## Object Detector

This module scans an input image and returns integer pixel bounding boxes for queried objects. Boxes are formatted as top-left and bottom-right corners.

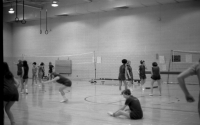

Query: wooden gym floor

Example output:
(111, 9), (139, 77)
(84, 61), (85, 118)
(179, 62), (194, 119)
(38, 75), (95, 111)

(4, 80), (199, 125)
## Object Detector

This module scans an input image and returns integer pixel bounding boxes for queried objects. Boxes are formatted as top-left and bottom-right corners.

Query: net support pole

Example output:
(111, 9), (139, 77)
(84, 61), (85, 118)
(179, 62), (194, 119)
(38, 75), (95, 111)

(166, 50), (173, 100)
(167, 50), (173, 84)
(94, 51), (96, 80)
(93, 51), (97, 96)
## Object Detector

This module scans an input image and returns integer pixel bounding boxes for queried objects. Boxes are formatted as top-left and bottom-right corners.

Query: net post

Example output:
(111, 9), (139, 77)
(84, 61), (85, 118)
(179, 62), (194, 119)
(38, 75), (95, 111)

(167, 50), (173, 84)
(93, 51), (96, 80)
(166, 50), (173, 100)
(93, 51), (97, 96)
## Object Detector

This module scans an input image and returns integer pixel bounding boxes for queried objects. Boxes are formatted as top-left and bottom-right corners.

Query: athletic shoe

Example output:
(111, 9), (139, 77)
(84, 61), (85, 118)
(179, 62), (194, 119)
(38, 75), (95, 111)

(107, 112), (114, 116)
(60, 99), (68, 103)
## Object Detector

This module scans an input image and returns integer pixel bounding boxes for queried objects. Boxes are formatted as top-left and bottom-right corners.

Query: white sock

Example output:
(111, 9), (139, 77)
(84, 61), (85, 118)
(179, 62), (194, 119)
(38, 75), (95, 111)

(108, 112), (113, 116)
(60, 100), (67, 103)
(62, 95), (67, 100)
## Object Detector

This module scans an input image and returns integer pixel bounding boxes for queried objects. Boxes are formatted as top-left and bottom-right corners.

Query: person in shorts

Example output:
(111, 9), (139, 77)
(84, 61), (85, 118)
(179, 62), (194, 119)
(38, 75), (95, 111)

(48, 62), (54, 80)
(42, 72), (72, 103)
(177, 59), (200, 118)
(149, 62), (162, 96)
(32, 62), (37, 85)
(108, 89), (143, 120)
(138, 60), (147, 90)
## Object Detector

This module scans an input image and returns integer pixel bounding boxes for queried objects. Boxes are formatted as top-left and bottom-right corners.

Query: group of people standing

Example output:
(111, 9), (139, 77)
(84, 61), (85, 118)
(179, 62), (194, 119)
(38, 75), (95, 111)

(15, 60), (54, 94)
(15, 60), (29, 94)
(32, 61), (55, 85)
(15, 60), (72, 103)
(4, 60), (72, 124)
(4, 58), (199, 124)
(112, 58), (199, 120)
(118, 59), (162, 96)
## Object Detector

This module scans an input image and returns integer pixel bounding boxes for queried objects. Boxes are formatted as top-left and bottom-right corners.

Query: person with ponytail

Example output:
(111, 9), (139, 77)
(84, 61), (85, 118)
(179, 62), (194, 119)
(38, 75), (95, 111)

(21, 60), (29, 94)
(118, 59), (128, 91)
(138, 60), (147, 90)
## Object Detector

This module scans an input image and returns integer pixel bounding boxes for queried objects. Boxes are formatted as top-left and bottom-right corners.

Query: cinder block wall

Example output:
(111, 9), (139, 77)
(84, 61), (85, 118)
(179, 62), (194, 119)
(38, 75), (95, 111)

(3, 2), (200, 83)
(3, 22), (14, 72)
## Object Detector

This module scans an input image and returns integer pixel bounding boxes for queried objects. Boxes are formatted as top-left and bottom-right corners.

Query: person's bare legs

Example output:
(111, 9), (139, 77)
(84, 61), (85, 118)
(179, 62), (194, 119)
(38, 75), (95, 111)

(141, 79), (146, 90)
(35, 75), (37, 85)
(59, 85), (68, 102)
(129, 81), (133, 91)
(4, 101), (15, 125)
(150, 80), (155, 96)
(127, 81), (130, 89)
(178, 67), (200, 118)
(140, 79), (144, 88)
(123, 80), (128, 90)
(17, 75), (22, 90)
(32, 75), (37, 85)
(20, 79), (24, 93)
(177, 69), (195, 102)
(24, 79), (28, 94)
(119, 80), (122, 91)
(112, 110), (130, 118)
(41, 82), (45, 92)
(49, 73), (52, 80)
(38, 75), (42, 86)
(32, 75), (34, 85)
(157, 80), (162, 96)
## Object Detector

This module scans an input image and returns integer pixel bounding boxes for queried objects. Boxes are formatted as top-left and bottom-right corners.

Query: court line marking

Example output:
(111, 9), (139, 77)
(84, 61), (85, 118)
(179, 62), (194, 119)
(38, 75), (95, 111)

(84, 94), (197, 113)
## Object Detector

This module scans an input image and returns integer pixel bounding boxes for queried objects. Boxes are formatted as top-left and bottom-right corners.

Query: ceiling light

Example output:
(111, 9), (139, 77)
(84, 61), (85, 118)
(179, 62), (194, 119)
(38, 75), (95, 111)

(52, 1), (58, 7)
(8, 8), (15, 14)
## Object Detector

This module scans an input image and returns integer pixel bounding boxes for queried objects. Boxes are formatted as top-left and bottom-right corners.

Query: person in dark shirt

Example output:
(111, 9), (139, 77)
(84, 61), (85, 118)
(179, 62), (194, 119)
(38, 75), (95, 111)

(15, 60), (23, 77)
(14, 60), (23, 91)
(138, 60), (147, 90)
(118, 59), (128, 91)
(108, 89), (143, 120)
(126, 60), (134, 91)
(22, 60), (29, 94)
(42, 72), (72, 103)
(32, 62), (37, 85)
(149, 62), (161, 96)
(48, 62), (54, 80)
(38, 62), (45, 86)
(4, 62), (19, 125)
(177, 59), (200, 118)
